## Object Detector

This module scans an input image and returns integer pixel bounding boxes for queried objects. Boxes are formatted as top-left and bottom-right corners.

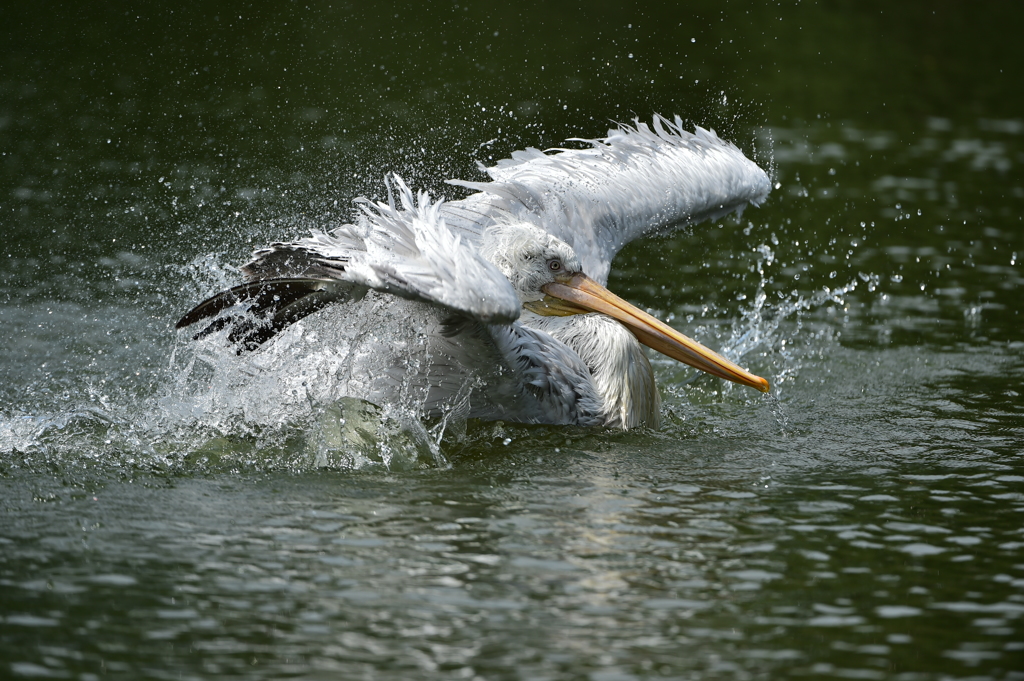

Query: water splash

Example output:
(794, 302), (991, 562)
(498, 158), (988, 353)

(699, 241), (881, 412)
(148, 291), (458, 470)
(0, 290), (455, 472)
(764, 391), (790, 436)
(1, 223), (882, 470)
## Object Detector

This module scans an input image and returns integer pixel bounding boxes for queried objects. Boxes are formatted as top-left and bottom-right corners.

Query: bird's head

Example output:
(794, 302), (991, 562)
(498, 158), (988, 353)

(479, 223), (581, 302)
(480, 222), (771, 394)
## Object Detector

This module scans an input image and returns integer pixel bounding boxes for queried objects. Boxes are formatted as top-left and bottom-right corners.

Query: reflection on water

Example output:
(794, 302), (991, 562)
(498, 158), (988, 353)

(3, 445), (1023, 679)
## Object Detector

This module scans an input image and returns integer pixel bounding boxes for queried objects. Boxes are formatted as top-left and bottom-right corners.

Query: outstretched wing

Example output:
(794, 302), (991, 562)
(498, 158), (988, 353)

(176, 176), (520, 351)
(444, 114), (772, 284)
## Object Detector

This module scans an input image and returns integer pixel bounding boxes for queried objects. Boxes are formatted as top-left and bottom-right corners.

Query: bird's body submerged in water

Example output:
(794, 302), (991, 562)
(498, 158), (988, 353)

(176, 115), (772, 429)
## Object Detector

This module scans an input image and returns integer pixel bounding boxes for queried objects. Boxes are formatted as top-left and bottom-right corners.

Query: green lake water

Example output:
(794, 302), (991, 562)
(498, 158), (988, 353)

(2, 2), (1023, 679)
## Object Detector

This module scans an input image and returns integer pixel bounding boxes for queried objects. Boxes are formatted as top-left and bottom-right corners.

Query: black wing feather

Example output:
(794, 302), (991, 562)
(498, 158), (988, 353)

(176, 278), (362, 353)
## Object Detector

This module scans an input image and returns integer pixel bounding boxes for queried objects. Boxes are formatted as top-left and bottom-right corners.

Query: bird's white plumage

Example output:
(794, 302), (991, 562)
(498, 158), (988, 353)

(444, 114), (771, 283)
(243, 177), (520, 325)
(178, 115), (772, 428)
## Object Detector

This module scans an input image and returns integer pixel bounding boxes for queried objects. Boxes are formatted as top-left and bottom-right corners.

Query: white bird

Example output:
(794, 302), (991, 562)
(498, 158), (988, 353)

(176, 115), (771, 429)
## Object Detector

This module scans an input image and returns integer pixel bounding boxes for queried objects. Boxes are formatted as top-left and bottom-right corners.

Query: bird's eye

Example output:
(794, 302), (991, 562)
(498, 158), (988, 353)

(547, 259), (562, 272)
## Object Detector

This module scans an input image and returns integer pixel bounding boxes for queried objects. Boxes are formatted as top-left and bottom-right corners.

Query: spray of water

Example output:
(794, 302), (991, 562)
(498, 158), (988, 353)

(1, 243), (881, 471)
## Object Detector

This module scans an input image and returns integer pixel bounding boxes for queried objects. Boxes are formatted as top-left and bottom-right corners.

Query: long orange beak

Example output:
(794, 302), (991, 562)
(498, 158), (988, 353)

(525, 273), (770, 393)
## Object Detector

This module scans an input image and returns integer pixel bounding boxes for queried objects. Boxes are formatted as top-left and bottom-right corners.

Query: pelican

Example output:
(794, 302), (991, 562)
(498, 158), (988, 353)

(176, 115), (771, 429)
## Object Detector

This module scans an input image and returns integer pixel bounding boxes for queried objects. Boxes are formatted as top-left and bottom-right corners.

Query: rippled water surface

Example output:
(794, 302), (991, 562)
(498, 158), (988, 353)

(3, 2), (1024, 679)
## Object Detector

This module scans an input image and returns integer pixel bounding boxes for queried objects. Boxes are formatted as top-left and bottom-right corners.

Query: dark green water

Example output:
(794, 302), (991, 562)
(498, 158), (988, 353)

(3, 2), (1024, 679)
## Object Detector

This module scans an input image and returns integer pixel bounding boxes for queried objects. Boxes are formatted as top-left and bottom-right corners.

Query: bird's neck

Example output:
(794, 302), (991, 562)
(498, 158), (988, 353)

(525, 312), (660, 429)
